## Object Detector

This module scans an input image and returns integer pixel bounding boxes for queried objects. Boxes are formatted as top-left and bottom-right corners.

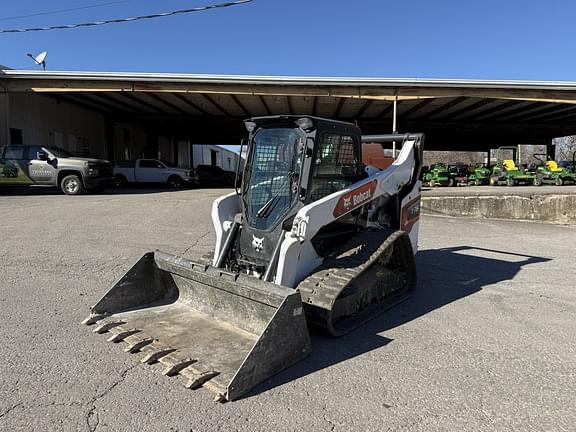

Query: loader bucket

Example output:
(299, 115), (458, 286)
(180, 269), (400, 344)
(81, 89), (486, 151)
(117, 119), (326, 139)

(83, 251), (312, 401)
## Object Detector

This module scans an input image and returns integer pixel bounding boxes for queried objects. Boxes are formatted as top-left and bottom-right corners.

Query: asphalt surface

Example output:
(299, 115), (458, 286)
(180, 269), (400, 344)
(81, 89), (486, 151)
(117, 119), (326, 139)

(0, 187), (575, 431)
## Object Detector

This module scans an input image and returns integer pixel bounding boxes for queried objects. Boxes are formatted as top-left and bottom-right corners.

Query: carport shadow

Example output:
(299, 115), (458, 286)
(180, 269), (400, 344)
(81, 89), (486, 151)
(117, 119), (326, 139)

(243, 246), (550, 400)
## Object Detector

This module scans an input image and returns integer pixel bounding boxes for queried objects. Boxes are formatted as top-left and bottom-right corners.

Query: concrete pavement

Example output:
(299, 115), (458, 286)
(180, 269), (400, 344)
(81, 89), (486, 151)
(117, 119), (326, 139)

(0, 188), (574, 431)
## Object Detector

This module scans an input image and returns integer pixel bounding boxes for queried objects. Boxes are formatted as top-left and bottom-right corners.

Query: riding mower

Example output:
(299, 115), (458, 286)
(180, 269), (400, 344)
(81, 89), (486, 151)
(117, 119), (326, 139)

(447, 163), (470, 186)
(559, 151), (576, 172)
(490, 146), (538, 186)
(467, 164), (491, 186)
(423, 163), (450, 187)
(532, 153), (576, 186)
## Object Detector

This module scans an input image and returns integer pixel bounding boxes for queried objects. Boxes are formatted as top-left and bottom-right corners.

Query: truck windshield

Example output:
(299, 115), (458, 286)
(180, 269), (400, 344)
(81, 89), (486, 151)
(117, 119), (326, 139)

(46, 147), (74, 158)
(243, 127), (302, 231)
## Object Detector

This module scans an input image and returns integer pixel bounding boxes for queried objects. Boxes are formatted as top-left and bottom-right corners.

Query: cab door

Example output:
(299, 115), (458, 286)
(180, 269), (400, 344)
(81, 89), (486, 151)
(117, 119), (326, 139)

(27, 146), (57, 185)
(136, 159), (165, 183)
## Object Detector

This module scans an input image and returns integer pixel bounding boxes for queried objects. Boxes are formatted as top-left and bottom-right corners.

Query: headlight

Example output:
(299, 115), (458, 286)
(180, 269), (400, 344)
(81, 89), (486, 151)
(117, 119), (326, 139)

(86, 167), (99, 177)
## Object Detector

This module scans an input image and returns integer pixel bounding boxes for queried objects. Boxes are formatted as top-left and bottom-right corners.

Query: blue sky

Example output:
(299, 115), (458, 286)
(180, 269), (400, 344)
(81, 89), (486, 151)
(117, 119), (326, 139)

(0, 0), (574, 80)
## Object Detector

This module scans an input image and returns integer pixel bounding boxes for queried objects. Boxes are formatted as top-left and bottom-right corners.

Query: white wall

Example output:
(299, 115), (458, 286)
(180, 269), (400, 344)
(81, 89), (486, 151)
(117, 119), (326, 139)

(192, 144), (239, 171)
(8, 93), (107, 158)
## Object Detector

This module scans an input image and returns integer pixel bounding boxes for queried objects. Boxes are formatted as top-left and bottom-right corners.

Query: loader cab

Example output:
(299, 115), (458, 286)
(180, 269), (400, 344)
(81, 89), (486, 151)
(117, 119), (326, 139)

(237, 116), (364, 274)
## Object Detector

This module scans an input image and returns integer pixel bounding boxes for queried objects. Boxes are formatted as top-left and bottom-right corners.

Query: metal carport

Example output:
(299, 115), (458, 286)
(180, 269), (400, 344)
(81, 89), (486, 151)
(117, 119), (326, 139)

(3, 69), (576, 157)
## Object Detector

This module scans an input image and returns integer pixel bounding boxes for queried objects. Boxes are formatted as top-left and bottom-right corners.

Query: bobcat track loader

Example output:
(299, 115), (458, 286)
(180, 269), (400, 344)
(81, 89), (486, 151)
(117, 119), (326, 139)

(83, 116), (424, 402)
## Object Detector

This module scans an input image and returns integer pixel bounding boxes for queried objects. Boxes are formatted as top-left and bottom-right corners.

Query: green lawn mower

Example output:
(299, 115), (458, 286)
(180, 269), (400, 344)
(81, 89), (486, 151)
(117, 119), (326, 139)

(447, 163), (470, 186)
(532, 154), (576, 186)
(423, 163), (450, 187)
(467, 164), (492, 186)
(489, 146), (538, 186)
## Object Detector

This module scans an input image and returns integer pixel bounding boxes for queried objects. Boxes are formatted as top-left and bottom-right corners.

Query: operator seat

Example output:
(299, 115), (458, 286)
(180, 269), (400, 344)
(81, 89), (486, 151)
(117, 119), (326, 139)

(546, 161), (563, 172)
(503, 160), (518, 171)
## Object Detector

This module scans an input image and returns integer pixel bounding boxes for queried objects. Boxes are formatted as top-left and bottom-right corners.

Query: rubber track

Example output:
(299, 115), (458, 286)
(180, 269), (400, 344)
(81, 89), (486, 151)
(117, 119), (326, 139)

(297, 229), (416, 335)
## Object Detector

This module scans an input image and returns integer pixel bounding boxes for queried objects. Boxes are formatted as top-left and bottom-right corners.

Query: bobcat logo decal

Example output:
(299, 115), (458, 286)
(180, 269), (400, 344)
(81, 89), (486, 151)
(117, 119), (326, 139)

(252, 235), (264, 252)
(343, 196), (352, 210)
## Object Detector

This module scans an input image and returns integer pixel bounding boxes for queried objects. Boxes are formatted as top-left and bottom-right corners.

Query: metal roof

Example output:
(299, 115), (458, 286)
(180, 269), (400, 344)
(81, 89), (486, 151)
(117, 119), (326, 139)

(3, 69), (576, 148)
(5, 69), (576, 90)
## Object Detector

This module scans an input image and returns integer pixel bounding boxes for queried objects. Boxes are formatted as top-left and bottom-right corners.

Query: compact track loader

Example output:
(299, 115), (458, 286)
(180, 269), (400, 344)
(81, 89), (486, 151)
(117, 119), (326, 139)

(83, 116), (424, 401)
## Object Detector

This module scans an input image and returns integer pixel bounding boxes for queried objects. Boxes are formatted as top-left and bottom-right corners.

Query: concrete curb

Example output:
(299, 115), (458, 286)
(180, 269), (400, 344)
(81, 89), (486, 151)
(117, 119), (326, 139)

(421, 194), (576, 224)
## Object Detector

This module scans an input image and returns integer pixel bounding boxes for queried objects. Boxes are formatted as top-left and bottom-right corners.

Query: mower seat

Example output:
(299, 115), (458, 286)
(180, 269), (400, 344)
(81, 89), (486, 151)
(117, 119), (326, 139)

(546, 161), (563, 172)
(503, 160), (519, 171)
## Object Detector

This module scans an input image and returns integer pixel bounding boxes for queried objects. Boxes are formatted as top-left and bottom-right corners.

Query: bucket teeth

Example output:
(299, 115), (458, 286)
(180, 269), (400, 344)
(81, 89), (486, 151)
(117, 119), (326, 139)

(93, 321), (125, 334)
(140, 347), (176, 364)
(162, 358), (197, 377)
(82, 314), (109, 325)
(182, 370), (219, 389)
(107, 328), (140, 343)
(213, 393), (226, 403)
(124, 337), (154, 353)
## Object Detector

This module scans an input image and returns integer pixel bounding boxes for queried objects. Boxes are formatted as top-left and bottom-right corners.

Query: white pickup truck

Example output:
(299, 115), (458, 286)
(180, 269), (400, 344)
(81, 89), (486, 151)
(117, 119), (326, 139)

(113, 159), (198, 188)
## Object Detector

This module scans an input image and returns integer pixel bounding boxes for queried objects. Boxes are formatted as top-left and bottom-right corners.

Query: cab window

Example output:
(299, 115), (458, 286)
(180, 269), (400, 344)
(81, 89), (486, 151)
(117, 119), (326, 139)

(139, 160), (163, 168)
(4, 146), (26, 160)
(27, 146), (45, 160)
(308, 133), (359, 201)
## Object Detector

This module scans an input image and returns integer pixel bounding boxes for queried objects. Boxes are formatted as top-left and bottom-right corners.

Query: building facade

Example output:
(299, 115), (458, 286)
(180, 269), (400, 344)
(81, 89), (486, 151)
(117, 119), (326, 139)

(2, 92), (240, 171)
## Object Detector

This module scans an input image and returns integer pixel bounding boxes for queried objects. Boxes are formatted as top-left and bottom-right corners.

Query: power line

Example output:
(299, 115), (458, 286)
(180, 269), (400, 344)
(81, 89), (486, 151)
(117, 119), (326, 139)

(0, 1), (138, 22)
(0, 0), (253, 33)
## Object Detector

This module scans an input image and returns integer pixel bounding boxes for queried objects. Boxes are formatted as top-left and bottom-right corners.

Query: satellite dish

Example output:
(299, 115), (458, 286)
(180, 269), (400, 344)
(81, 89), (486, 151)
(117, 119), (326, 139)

(26, 51), (48, 71)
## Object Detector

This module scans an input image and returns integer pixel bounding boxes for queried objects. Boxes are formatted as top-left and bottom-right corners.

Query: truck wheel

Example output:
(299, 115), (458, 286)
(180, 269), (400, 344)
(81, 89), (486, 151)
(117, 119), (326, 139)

(61, 174), (85, 195)
(114, 174), (127, 188)
(168, 175), (183, 188)
(555, 177), (563, 186)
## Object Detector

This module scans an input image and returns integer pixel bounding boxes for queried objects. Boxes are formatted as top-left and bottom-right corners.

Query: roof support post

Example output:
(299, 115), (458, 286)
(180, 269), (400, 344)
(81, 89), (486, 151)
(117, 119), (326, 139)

(547, 139), (556, 160)
(0, 91), (8, 147)
(392, 95), (398, 158)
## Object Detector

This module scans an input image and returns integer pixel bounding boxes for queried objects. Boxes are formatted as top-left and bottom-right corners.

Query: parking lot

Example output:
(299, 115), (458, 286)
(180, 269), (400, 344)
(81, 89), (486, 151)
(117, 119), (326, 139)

(1, 188), (575, 432)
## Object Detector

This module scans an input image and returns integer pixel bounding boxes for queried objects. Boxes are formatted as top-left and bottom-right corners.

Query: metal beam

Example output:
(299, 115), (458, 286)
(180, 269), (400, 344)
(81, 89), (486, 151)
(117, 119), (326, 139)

(258, 95), (272, 115)
(200, 93), (231, 116)
(399, 98), (435, 119)
(514, 104), (576, 123)
(230, 94), (251, 117)
(354, 99), (373, 119)
(78, 93), (132, 113)
(536, 108), (576, 124)
(458, 100), (517, 121)
(145, 92), (189, 115)
(57, 94), (110, 114)
(286, 96), (294, 115)
(118, 92), (163, 113)
(333, 97), (346, 118)
(483, 101), (544, 122)
(444, 98), (497, 120)
(172, 93), (209, 115)
(418, 96), (467, 120)
(372, 101), (396, 119)
(311, 96), (318, 116)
